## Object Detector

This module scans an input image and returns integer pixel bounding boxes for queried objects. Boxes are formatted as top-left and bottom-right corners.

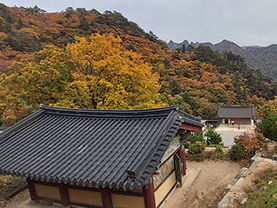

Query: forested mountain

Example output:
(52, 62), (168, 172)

(0, 3), (276, 126)
(168, 39), (277, 81)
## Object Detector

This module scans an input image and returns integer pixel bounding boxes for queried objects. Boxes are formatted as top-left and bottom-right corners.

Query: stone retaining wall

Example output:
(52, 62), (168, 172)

(217, 153), (277, 208)
(204, 147), (229, 153)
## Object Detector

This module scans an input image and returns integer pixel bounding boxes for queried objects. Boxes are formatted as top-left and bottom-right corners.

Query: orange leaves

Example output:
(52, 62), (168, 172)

(258, 96), (277, 119)
(235, 131), (267, 157)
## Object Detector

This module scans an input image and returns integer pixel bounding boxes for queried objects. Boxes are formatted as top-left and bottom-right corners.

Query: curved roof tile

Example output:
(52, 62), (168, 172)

(0, 105), (202, 189)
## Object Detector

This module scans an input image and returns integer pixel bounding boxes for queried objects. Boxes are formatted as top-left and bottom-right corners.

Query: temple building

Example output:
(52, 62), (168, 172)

(0, 105), (203, 208)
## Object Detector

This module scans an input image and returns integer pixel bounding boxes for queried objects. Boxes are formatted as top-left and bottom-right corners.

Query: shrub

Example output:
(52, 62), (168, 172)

(187, 132), (204, 144)
(213, 147), (226, 160)
(205, 127), (222, 145)
(0, 175), (27, 200)
(214, 147), (223, 153)
(259, 113), (277, 141)
(228, 144), (244, 160)
(189, 141), (206, 154)
(206, 151), (214, 158)
(186, 152), (207, 162)
(235, 131), (267, 159)
(194, 153), (207, 162)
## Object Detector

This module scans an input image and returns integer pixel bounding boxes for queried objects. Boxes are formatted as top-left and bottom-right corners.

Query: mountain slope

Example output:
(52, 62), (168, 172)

(0, 3), (276, 124)
(168, 39), (277, 80)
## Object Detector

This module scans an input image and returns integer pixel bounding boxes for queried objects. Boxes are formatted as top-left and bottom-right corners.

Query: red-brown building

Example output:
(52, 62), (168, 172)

(218, 106), (255, 126)
(0, 105), (202, 208)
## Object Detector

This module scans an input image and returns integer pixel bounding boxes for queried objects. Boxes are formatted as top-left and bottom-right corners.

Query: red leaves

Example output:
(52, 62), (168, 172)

(235, 131), (267, 157)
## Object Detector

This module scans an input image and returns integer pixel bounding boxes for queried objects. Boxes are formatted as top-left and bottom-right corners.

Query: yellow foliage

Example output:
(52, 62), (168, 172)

(20, 27), (40, 38)
(66, 33), (161, 109)
(0, 32), (7, 39)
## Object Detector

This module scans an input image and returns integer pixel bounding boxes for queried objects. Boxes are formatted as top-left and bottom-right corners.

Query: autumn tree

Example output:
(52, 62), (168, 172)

(0, 33), (162, 125)
(1, 3), (277, 124)
(259, 113), (277, 141)
(194, 45), (217, 64)
(65, 33), (161, 109)
(234, 131), (267, 158)
(258, 96), (277, 119)
(79, 16), (90, 31)
(0, 47), (74, 125)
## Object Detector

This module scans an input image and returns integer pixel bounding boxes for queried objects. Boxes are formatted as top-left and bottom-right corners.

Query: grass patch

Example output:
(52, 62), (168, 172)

(0, 175), (27, 201)
(186, 152), (208, 162)
(263, 144), (277, 159)
(186, 147), (229, 162)
(206, 144), (228, 148)
(243, 168), (277, 207)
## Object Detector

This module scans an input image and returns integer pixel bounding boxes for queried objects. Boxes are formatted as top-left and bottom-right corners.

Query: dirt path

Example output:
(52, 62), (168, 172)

(179, 160), (241, 208)
(4, 190), (59, 208)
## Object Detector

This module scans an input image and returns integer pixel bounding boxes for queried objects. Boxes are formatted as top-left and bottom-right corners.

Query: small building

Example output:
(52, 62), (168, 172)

(218, 106), (255, 126)
(202, 120), (219, 129)
(0, 105), (203, 208)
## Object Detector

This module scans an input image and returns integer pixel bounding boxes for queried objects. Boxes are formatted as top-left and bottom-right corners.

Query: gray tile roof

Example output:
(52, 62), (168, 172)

(0, 105), (202, 190)
(218, 106), (255, 118)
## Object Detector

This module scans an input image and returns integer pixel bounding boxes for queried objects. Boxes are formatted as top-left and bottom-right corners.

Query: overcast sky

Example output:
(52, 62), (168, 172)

(2, 0), (277, 46)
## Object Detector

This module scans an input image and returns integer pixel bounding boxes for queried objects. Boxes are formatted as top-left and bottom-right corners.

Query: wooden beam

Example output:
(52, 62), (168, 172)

(180, 145), (186, 175)
(26, 178), (38, 200)
(101, 187), (113, 208)
(59, 183), (70, 206)
(180, 123), (202, 132)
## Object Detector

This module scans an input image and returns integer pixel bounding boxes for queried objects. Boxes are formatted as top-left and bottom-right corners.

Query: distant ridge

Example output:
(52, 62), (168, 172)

(168, 39), (243, 53)
(241, 45), (263, 50)
(168, 39), (277, 80)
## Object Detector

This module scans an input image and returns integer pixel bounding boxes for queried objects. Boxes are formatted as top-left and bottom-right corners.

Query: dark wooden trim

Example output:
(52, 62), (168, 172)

(180, 145), (186, 175)
(143, 182), (155, 208)
(69, 183), (143, 196)
(111, 189), (144, 196)
(154, 169), (175, 191)
(32, 180), (100, 192)
(59, 183), (70, 206)
(101, 187), (113, 208)
(32, 180), (60, 187)
(26, 178), (38, 200)
(67, 184), (101, 192)
(159, 146), (180, 167)
(180, 123), (202, 132)
(157, 182), (177, 208)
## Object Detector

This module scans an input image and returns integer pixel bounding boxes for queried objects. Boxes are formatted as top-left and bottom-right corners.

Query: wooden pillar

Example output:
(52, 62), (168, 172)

(143, 182), (155, 208)
(180, 145), (186, 175)
(101, 187), (113, 208)
(26, 178), (38, 200)
(59, 183), (70, 206)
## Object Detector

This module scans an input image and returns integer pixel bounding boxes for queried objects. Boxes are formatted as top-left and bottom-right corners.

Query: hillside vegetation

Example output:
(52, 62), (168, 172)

(169, 39), (277, 81)
(0, 4), (276, 125)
